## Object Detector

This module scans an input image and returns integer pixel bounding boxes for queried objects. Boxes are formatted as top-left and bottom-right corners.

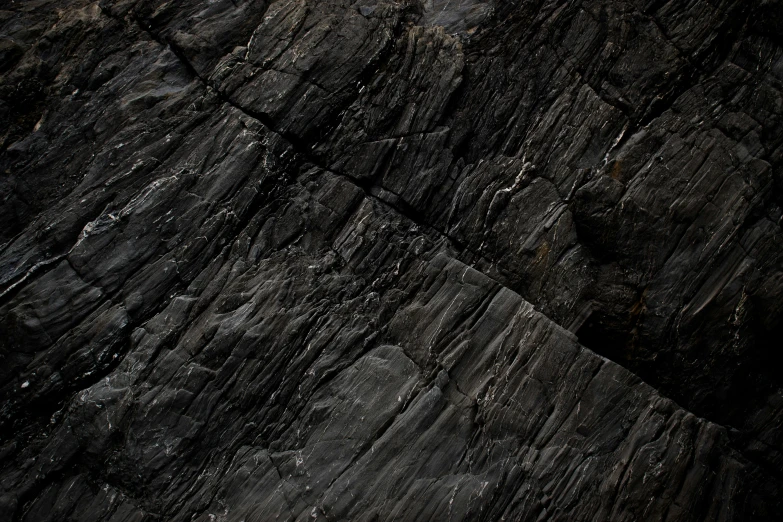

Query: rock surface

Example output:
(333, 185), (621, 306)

(1, 0), (783, 520)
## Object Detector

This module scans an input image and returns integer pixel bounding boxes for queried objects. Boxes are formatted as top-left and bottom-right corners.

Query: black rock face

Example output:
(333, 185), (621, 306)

(1, 0), (782, 520)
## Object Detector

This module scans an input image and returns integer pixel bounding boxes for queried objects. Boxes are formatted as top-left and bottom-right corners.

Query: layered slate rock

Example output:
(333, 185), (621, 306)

(1, 0), (782, 520)
(0, 167), (766, 520)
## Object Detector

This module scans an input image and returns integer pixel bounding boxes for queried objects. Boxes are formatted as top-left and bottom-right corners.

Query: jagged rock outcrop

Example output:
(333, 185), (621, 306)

(1, 0), (782, 520)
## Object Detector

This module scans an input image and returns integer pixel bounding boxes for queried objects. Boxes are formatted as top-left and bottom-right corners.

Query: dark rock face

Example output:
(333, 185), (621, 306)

(1, 0), (783, 519)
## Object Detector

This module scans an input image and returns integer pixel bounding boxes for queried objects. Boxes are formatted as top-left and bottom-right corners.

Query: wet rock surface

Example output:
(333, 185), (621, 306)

(1, 0), (782, 519)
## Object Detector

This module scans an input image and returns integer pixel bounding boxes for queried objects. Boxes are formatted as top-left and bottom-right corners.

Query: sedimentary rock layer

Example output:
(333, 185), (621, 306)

(1, 0), (782, 519)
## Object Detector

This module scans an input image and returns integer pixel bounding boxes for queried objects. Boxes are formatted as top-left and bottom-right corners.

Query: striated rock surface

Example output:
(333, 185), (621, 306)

(1, 0), (782, 519)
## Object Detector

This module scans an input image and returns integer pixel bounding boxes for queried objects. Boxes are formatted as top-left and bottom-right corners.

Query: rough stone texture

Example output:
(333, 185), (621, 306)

(1, 0), (782, 520)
